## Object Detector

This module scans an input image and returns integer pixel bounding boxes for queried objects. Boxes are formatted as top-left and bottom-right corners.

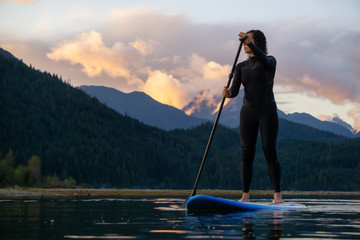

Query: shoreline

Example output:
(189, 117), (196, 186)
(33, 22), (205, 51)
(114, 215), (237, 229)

(1, 188), (359, 198)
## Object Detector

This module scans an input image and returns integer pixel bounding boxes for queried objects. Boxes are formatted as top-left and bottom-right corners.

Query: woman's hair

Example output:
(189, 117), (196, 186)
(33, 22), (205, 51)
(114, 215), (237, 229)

(247, 30), (268, 54)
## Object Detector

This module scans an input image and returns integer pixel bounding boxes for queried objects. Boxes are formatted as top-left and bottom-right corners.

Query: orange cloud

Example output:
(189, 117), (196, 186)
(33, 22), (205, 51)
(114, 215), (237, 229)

(348, 108), (358, 118)
(142, 70), (191, 109)
(46, 30), (233, 111)
(287, 75), (360, 132)
(47, 31), (131, 79)
(189, 54), (230, 80)
(347, 107), (360, 132)
(317, 114), (331, 122)
(129, 38), (157, 56)
(185, 54), (230, 94)
(203, 61), (230, 80)
(355, 122), (360, 133)
(285, 74), (354, 105)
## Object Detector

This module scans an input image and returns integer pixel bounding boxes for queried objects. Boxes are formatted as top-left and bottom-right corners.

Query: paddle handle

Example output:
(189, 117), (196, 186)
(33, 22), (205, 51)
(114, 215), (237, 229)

(190, 39), (244, 197)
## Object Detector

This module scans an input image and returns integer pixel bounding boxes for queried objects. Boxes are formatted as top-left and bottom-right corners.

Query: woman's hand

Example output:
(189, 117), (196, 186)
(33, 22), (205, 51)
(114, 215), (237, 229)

(239, 32), (250, 45)
(222, 87), (231, 98)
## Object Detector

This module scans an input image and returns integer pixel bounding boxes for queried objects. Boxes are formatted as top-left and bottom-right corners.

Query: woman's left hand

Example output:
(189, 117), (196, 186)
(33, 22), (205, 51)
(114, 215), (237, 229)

(222, 87), (231, 98)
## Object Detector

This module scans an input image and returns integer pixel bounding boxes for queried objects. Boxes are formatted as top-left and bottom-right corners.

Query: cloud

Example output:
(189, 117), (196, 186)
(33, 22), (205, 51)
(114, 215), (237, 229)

(142, 70), (192, 109)
(317, 114), (332, 122)
(271, 21), (360, 105)
(189, 54), (231, 81)
(41, 10), (359, 130)
(47, 27), (232, 109)
(268, 19), (360, 130)
(101, 8), (239, 65)
(348, 106), (360, 133)
(129, 38), (157, 56)
(47, 31), (131, 79)
(172, 54), (231, 95)
(1, 0), (35, 4)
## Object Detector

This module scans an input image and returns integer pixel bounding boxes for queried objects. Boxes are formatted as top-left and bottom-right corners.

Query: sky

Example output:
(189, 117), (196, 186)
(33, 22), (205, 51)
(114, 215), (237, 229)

(1, 0), (360, 132)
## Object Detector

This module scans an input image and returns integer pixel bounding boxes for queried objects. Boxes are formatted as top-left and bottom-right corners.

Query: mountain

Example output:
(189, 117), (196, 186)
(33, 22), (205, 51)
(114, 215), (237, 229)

(0, 47), (16, 60)
(78, 85), (209, 130)
(182, 89), (244, 128)
(280, 112), (355, 138)
(182, 89), (223, 120)
(277, 118), (346, 143)
(183, 90), (357, 138)
(79, 85), (346, 143)
(332, 116), (354, 131)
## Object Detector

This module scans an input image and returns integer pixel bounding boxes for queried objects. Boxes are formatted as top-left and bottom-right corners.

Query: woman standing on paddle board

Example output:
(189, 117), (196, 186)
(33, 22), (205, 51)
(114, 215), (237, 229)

(223, 30), (283, 203)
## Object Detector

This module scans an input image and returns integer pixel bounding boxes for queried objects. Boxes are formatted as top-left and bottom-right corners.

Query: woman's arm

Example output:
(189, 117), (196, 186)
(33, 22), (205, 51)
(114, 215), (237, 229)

(247, 42), (276, 69)
(239, 31), (276, 69)
(228, 64), (242, 98)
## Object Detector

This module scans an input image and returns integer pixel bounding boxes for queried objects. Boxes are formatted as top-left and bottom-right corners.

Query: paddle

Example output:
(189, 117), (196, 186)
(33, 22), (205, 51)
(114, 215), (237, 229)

(181, 37), (245, 208)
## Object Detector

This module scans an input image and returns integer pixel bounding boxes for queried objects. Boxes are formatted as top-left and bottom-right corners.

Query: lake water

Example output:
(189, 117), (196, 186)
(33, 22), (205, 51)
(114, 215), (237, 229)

(0, 195), (359, 239)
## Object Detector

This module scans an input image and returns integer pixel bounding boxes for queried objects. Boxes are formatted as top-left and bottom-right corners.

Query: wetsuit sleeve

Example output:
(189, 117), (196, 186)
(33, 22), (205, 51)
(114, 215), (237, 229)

(229, 64), (241, 98)
(247, 42), (276, 69)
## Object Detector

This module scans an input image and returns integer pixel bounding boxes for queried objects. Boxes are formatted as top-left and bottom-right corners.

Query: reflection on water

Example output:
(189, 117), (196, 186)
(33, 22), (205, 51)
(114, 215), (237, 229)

(0, 196), (359, 239)
(183, 210), (286, 239)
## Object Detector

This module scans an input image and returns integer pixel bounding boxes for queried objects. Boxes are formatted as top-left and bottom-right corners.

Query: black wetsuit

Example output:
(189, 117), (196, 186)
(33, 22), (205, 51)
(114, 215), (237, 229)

(229, 42), (281, 193)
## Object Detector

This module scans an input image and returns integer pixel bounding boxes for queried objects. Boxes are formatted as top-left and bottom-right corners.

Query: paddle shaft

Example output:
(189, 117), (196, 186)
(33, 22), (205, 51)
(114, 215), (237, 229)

(189, 39), (244, 198)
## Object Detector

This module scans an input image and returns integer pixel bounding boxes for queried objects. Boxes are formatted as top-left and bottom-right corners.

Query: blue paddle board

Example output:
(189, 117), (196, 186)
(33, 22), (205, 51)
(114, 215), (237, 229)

(185, 195), (307, 213)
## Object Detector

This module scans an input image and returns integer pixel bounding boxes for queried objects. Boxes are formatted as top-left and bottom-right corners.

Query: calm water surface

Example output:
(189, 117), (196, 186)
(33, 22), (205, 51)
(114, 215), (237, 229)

(0, 195), (359, 239)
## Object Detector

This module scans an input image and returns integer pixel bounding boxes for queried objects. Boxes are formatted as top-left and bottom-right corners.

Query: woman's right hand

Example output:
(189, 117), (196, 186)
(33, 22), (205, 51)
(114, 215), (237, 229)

(239, 32), (250, 44)
(222, 87), (231, 98)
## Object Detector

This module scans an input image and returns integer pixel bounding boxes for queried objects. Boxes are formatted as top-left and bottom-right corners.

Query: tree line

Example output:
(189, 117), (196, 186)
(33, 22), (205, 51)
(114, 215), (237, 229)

(0, 150), (76, 188)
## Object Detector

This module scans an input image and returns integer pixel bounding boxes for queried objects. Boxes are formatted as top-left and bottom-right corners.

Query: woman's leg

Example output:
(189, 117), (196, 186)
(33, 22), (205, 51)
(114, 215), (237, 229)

(240, 106), (259, 199)
(259, 103), (282, 202)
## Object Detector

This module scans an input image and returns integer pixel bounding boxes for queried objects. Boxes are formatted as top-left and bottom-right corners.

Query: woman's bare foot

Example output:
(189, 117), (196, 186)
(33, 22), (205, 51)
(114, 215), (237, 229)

(273, 192), (283, 204)
(239, 192), (250, 202)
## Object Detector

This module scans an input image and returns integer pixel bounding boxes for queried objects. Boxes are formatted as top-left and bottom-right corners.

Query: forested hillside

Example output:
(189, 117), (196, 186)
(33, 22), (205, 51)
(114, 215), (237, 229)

(1, 51), (359, 190)
(0, 53), (169, 187)
(168, 126), (360, 191)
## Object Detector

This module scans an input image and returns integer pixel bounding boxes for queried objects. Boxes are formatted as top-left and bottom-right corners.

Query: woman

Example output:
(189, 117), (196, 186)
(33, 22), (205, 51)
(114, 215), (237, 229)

(223, 30), (283, 203)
